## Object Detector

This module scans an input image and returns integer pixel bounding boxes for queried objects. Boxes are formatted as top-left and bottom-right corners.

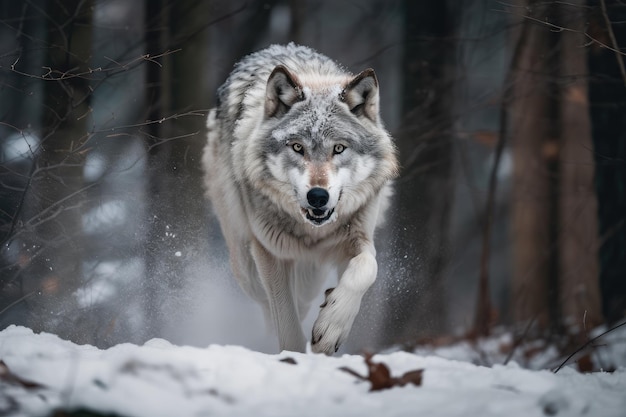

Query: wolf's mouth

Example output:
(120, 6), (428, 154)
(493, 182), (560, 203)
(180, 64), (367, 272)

(303, 207), (335, 226)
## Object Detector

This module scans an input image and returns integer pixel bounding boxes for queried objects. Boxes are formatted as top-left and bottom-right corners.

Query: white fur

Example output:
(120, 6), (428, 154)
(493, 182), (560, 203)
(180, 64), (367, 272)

(202, 44), (398, 354)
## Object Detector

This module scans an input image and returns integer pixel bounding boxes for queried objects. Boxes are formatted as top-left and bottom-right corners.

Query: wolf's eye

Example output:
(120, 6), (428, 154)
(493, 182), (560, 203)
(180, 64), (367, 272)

(292, 143), (304, 155)
(333, 144), (346, 155)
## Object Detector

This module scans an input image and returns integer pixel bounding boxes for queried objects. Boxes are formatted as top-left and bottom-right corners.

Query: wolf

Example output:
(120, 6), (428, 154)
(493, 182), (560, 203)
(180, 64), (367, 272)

(202, 43), (398, 355)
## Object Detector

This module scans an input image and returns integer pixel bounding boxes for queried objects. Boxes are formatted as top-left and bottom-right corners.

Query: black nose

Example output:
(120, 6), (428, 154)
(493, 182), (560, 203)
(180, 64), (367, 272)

(307, 187), (329, 208)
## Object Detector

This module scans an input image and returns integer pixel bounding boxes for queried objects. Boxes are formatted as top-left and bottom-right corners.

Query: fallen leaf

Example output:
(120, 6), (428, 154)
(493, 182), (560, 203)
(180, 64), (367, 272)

(397, 369), (424, 387)
(576, 354), (594, 373)
(0, 360), (43, 389)
(339, 353), (423, 391)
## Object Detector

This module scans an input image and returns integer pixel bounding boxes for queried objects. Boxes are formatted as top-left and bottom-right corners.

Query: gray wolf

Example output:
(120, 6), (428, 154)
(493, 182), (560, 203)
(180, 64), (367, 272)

(202, 43), (398, 354)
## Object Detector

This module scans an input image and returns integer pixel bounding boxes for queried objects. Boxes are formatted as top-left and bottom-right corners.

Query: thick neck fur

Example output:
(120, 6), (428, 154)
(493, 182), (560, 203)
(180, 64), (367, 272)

(242, 180), (375, 261)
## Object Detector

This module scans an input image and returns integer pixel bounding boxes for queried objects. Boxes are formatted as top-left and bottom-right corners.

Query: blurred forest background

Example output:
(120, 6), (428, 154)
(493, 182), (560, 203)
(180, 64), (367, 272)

(0, 0), (624, 357)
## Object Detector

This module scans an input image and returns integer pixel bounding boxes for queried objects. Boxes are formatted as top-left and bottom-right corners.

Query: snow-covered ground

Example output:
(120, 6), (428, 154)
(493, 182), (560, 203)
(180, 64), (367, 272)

(0, 325), (625, 417)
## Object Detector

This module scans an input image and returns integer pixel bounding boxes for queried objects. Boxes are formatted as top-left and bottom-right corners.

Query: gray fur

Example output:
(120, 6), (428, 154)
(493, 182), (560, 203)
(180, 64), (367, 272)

(202, 43), (398, 354)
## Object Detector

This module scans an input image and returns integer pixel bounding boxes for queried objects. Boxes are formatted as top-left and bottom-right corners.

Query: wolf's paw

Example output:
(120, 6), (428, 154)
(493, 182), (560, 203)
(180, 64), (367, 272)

(311, 288), (360, 355)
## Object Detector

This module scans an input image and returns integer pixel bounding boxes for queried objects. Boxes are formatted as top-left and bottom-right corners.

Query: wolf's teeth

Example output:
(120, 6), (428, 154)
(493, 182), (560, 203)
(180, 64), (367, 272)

(304, 208), (335, 225)
(307, 209), (328, 217)
(307, 208), (327, 218)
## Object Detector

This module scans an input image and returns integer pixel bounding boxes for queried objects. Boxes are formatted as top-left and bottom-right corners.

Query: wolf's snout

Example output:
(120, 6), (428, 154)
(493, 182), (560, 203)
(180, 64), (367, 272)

(307, 187), (329, 209)
(303, 187), (334, 225)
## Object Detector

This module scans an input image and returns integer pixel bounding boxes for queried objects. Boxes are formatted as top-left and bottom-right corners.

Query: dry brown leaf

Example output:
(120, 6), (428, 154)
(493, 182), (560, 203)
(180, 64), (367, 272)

(339, 353), (423, 392)
(0, 360), (43, 389)
(576, 354), (594, 373)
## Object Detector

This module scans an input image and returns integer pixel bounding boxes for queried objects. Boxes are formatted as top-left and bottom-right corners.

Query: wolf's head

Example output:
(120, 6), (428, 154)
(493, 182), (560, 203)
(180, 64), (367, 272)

(245, 64), (398, 228)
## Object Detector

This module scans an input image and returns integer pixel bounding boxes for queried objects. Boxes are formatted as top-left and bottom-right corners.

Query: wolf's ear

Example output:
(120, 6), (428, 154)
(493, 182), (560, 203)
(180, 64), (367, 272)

(265, 65), (304, 118)
(341, 69), (379, 123)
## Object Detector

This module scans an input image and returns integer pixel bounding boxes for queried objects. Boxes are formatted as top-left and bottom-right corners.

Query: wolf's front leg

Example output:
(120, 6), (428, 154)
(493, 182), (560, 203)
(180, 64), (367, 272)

(311, 249), (377, 354)
(251, 239), (306, 353)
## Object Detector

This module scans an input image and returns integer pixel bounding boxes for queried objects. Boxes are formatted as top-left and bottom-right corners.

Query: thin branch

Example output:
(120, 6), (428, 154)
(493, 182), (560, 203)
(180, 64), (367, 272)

(142, 130), (203, 152)
(497, 3), (626, 57)
(92, 109), (208, 133)
(0, 135), (39, 249)
(554, 320), (626, 373)
(472, 0), (533, 336)
(5, 49), (181, 81)
(599, 0), (626, 88)
(503, 318), (537, 366)
(0, 290), (39, 317)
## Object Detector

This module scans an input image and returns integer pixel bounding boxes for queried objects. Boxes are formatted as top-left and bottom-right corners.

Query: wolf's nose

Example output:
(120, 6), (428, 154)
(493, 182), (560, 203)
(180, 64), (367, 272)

(307, 187), (329, 208)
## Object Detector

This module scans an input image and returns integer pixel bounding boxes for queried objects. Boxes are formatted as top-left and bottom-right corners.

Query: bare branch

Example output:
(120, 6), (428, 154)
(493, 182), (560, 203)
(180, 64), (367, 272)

(599, 0), (626, 87)
(554, 320), (626, 373)
(497, 1), (626, 56)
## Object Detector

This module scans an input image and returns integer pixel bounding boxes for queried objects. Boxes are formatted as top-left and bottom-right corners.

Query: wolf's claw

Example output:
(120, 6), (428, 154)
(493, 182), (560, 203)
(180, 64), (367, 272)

(319, 287), (335, 308)
(311, 287), (358, 355)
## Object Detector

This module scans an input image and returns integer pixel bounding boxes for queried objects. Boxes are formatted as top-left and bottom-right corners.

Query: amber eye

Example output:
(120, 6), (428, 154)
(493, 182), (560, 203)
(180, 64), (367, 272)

(292, 143), (304, 154)
(333, 144), (346, 154)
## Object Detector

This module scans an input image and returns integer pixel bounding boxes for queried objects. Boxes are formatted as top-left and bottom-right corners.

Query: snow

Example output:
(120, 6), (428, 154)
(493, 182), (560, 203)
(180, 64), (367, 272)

(1, 326), (625, 417)
(1, 132), (40, 161)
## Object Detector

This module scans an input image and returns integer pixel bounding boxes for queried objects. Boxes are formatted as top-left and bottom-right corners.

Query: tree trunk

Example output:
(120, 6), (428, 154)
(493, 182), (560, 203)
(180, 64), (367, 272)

(22, 0), (93, 342)
(142, 0), (211, 340)
(383, 0), (454, 345)
(557, 1), (603, 332)
(509, 1), (561, 331)
(588, 0), (626, 324)
(509, 0), (603, 335)
(0, 0), (46, 325)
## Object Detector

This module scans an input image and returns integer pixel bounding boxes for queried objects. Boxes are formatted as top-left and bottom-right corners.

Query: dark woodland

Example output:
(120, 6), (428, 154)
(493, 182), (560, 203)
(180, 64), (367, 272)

(0, 0), (624, 357)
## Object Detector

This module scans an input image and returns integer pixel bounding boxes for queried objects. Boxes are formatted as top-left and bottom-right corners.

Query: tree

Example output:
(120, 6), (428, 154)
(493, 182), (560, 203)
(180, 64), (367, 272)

(2, 1), (92, 336)
(507, 0), (602, 337)
(0, 0), (94, 341)
(557, 0), (603, 333)
(383, 0), (455, 345)
(588, 0), (626, 324)
(142, 0), (212, 340)
(0, 1), (47, 324)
